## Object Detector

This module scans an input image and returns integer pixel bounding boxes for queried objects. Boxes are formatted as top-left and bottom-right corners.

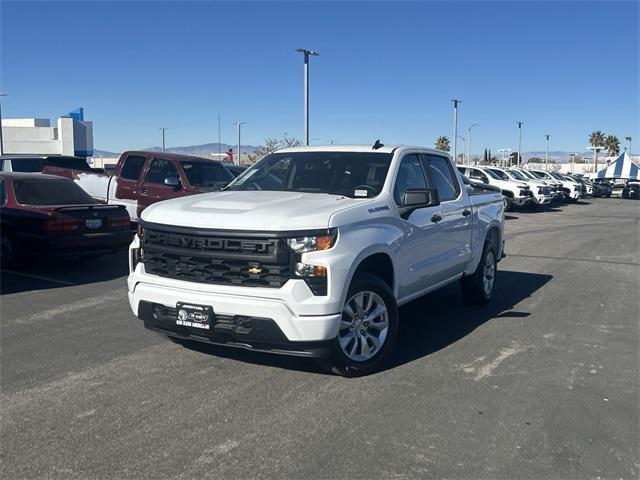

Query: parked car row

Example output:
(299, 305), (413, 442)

(454, 165), (614, 211)
(0, 152), (245, 265)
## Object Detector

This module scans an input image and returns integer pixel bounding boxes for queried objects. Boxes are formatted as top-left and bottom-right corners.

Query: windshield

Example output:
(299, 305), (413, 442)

(487, 168), (510, 181)
(508, 169), (527, 181)
(483, 168), (502, 180)
(530, 171), (547, 179)
(227, 151), (393, 198)
(13, 178), (97, 205)
(549, 172), (564, 180)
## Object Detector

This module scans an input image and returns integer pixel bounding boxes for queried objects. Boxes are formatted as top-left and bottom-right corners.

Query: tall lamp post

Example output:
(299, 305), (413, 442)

(625, 136), (632, 154)
(0, 93), (8, 155)
(218, 114), (222, 158)
(159, 127), (167, 152)
(451, 99), (462, 164)
(233, 121), (246, 166)
(467, 123), (478, 165)
(516, 121), (524, 166)
(587, 145), (606, 174)
(295, 48), (319, 146)
(545, 134), (550, 172)
(457, 136), (466, 164)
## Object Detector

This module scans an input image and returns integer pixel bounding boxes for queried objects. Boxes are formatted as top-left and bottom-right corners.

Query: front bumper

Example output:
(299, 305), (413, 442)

(128, 277), (342, 346)
(510, 196), (530, 206)
(531, 194), (553, 205)
(137, 301), (333, 357)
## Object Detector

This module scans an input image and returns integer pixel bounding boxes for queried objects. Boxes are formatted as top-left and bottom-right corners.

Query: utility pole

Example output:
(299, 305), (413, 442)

(625, 136), (632, 154)
(517, 121), (524, 166)
(451, 99), (462, 163)
(467, 124), (478, 165)
(159, 127), (167, 152)
(295, 48), (319, 146)
(233, 121), (245, 166)
(457, 136), (466, 165)
(545, 134), (550, 172)
(218, 114), (221, 158)
(0, 93), (7, 155)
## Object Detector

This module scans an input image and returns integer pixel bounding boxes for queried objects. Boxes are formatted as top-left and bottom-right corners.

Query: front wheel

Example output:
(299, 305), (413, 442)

(316, 273), (399, 377)
(461, 239), (497, 305)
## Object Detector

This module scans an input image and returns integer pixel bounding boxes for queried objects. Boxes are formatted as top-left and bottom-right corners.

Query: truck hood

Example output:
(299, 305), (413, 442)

(140, 190), (360, 231)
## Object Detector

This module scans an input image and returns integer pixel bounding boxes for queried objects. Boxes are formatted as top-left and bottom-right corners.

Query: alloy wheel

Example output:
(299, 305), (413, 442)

(339, 291), (389, 362)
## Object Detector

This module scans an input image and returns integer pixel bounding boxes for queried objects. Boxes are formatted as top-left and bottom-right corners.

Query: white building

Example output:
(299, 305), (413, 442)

(1, 114), (93, 157)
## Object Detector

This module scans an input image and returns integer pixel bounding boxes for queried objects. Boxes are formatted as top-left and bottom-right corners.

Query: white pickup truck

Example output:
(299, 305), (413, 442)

(457, 165), (531, 211)
(529, 169), (582, 202)
(127, 145), (505, 376)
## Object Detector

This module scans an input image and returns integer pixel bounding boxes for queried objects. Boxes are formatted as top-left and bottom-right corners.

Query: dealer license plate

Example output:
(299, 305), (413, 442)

(85, 218), (102, 229)
(176, 302), (213, 330)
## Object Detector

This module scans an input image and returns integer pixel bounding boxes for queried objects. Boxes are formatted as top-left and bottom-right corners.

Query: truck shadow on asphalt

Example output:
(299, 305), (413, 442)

(179, 270), (553, 375)
(0, 248), (129, 295)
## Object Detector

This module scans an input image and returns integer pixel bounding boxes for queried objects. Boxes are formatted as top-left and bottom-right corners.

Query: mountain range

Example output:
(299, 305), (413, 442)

(92, 144), (613, 164)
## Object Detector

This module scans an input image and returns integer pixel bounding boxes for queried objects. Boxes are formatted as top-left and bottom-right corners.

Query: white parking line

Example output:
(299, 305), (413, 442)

(1, 270), (76, 286)
(6, 290), (126, 326)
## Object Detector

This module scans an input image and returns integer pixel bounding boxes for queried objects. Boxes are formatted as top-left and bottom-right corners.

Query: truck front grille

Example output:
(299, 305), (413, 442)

(140, 227), (292, 288)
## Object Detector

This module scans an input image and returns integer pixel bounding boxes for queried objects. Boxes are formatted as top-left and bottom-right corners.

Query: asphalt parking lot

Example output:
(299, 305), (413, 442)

(1, 198), (638, 479)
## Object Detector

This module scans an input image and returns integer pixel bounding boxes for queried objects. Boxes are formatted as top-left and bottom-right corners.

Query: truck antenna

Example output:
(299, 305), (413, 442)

(372, 140), (384, 150)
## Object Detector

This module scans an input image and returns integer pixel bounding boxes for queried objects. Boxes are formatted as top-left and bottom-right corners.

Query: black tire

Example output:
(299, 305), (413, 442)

(316, 273), (399, 377)
(503, 197), (513, 212)
(461, 237), (498, 305)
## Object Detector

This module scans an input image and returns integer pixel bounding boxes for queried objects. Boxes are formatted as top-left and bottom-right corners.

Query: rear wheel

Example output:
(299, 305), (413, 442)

(461, 238), (497, 305)
(316, 273), (398, 377)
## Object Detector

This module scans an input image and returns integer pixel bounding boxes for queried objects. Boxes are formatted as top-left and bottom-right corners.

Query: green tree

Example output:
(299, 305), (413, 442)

(589, 130), (606, 171)
(605, 135), (620, 157)
(435, 136), (451, 152)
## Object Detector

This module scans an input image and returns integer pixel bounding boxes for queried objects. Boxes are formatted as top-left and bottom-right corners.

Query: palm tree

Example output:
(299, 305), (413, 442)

(589, 130), (606, 172)
(435, 136), (450, 152)
(605, 135), (620, 157)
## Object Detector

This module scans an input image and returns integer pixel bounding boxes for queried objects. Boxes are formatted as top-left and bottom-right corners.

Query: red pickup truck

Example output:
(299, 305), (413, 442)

(46, 151), (236, 222)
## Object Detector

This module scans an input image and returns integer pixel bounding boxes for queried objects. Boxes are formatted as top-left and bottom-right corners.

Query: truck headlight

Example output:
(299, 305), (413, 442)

(286, 229), (337, 253)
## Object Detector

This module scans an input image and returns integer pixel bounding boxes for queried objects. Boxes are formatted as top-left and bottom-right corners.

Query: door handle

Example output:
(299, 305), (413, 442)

(431, 214), (443, 223)
(140, 188), (149, 195)
(462, 209), (472, 217)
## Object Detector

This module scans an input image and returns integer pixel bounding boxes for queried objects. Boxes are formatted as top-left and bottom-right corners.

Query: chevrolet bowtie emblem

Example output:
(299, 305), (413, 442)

(248, 266), (262, 274)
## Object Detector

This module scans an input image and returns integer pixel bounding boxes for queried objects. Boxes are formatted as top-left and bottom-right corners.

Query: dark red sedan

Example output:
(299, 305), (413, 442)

(0, 173), (132, 266)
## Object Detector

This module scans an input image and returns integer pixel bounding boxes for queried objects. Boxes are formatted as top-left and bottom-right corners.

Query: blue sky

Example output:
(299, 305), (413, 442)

(1, 1), (638, 154)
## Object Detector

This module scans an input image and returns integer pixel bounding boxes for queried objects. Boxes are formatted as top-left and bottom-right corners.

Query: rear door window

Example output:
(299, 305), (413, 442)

(13, 179), (97, 205)
(144, 158), (179, 185)
(423, 155), (460, 202)
(120, 155), (146, 180)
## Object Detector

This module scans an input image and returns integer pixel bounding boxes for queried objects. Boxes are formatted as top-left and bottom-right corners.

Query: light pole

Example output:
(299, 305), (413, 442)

(451, 99), (462, 164)
(545, 134), (550, 171)
(218, 114), (221, 158)
(457, 136), (466, 164)
(295, 48), (319, 146)
(0, 93), (7, 155)
(467, 123), (478, 165)
(569, 153), (577, 174)
(516, 121), (524, 167)
(233, 121), (245, 166)
(159, 127), (167, 152)
(625, 136), (632, 154)
(587, 146), (606, 174)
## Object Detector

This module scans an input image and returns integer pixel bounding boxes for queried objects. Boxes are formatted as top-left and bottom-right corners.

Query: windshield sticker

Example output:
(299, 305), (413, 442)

(354, 189), (368, 197)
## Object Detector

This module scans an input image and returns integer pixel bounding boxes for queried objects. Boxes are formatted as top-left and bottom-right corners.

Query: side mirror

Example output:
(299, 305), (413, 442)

(400, 189), (439, 219)
(163, 175), (181, 189)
